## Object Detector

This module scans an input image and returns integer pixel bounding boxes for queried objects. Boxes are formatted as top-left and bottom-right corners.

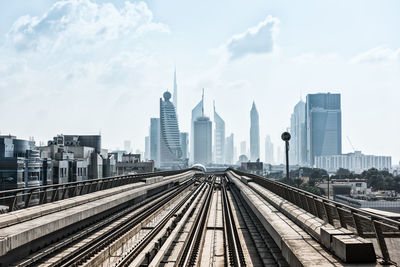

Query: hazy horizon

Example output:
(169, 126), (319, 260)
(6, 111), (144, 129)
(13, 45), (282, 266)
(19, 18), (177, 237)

(1, 0), (399, 164)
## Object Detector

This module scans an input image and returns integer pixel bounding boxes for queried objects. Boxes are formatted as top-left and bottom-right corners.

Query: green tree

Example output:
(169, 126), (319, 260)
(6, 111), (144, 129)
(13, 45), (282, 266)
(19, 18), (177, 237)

(336, 168), (351, 176)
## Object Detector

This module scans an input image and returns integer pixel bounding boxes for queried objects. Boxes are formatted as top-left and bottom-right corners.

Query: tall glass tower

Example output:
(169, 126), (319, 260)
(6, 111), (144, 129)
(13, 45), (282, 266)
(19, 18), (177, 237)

(264, 135), (274, 164)
(225, 133), (234, 164)
(180, 132), (189, 159)
(194, 116), (212, 165)
(290, 100), (307, 165)
(250, 101), (260, 161)
(149, 118), (160, 167)
(159, 91), (183, 169)
(306, 93), (342, 166)
(213, 103), (225, 164)
(190, 90), (204, 163)
(173, 67), (178, 114)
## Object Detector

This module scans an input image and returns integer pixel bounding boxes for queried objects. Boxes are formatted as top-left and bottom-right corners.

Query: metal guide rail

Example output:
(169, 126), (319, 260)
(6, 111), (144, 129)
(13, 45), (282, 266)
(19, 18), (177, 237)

(0, 168), (197, 212)
(13, 178), (196, 267)
(229, 168), (400, 265)
(114, 178), (205, 267)
(177, 175), (216, 266)
(221, 178), (246, 267)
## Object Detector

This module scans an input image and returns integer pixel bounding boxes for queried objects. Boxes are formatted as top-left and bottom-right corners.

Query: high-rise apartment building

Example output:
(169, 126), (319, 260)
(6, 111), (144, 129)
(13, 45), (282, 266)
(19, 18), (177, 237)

(149, 118), (160, 167)
(290, 100), (307, 165)
(306, 93), (342, 165)
(213, 104), (225, 164)
(159, 91), (183, 169)
(193, 117), (212, 165)
(264, 135), (274, 164)
(180, 132), (189, 159)
(190, 90), (204, 163)
(250, 102), (260, 161)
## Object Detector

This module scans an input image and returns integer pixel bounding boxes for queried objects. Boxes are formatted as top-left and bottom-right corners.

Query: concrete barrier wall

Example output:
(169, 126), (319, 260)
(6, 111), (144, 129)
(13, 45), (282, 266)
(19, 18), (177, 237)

(226, 171), (377, 265)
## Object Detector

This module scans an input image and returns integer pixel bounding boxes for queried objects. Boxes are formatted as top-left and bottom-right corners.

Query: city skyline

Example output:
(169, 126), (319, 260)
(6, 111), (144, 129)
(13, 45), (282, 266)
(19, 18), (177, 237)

(1, 0), (400, 163)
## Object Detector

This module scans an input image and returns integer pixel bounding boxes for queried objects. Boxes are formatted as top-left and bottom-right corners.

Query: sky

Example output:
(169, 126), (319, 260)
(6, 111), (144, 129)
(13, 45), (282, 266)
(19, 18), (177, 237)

(0, 0), (400, 164)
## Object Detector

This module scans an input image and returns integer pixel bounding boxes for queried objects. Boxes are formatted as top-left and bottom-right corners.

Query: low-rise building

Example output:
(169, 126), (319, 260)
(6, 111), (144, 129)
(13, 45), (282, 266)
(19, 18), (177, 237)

(38, 134), (117, 183)
(115, 153), (154, 174)
(0, 135), (51, 191)
(335, 194), (400, 213)
(241, 161), (263, 175)
(315, 151), (391, 173)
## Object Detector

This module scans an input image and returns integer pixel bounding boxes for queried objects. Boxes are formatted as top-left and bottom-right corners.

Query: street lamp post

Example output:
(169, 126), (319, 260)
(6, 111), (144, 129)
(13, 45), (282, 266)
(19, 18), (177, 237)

(281, 132), (291, 181)
(327, 175), (330, 200)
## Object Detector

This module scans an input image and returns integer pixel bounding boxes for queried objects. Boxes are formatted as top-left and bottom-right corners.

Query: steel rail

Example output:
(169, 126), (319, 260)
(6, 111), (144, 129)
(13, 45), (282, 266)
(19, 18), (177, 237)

(115, 179), (206, 267)
(222, 177), (246, 267)
(15, 179), (192, 267)
(53, 179), (196, 267)
(178, 175), (215, 267)
(229, 180), (288, 267)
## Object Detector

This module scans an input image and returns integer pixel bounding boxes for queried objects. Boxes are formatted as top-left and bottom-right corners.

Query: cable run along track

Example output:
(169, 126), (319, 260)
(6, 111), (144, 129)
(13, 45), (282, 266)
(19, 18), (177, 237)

(11, 172), (288, 267)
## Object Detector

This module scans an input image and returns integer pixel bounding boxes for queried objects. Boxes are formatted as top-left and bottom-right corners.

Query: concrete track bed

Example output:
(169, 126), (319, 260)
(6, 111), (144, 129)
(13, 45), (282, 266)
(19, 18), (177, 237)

(0, 173), (193, 265)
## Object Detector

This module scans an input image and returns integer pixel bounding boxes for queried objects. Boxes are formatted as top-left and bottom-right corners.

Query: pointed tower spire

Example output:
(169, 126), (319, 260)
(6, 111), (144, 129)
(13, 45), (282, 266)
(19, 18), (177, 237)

(201, 88), (205, 117)
(213, 100), (216, 114)
(173, 66), (178, 112)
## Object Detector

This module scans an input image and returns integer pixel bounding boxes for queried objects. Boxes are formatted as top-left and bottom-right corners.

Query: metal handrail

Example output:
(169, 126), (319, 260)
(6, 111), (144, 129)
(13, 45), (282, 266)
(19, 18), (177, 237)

(0, 168), (198, 212)
(227, 168), (400, 264)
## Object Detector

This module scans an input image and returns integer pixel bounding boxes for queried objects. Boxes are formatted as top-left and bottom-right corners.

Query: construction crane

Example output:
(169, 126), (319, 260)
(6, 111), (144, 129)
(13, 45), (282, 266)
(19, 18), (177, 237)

(346, 136), (356, 152)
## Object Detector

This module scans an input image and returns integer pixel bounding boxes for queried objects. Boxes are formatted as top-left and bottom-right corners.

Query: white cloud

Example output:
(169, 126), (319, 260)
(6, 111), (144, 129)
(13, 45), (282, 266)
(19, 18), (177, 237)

(6, 0), (169, 53)
(225, 16), (279, 60)
(350, 46), (400, 64)
(0, 0), (171, 149)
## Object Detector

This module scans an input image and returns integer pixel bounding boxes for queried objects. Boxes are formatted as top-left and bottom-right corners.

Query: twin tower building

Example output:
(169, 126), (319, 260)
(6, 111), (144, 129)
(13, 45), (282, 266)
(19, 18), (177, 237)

(148, 69), (261, 169)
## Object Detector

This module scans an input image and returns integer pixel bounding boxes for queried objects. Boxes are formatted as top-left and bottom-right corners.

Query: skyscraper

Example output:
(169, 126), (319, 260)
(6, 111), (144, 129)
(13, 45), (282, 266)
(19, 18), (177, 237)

(225, 133), (234, 165)
(159, 91), (183, 169)
(264, 135), (274, 164)
(150, 118), (160, 167)
(213, 103), (225, 164)
(190, 89), (204, 163)
(306, 93), (342, 166)
(240, 141), (247, 156)
(173, 67), (178, 114)
(123, 140), (131, 153)
(180, 132), (189, 159)
(290, 100), (307, 165)
(250, 102), (260, 161)
(277, 146), (283, 164)
(144, 136), (150, 161)
(193, 116), (212, 165)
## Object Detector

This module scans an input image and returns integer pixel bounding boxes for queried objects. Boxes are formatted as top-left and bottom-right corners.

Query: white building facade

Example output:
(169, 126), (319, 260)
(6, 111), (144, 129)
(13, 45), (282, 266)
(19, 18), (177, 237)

(315, 151), (392, 173)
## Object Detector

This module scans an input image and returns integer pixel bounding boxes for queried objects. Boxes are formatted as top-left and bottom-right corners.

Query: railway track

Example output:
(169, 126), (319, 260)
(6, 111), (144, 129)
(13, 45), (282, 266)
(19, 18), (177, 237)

(12, 173), (288, 267)
(14, 177), (196, 267)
